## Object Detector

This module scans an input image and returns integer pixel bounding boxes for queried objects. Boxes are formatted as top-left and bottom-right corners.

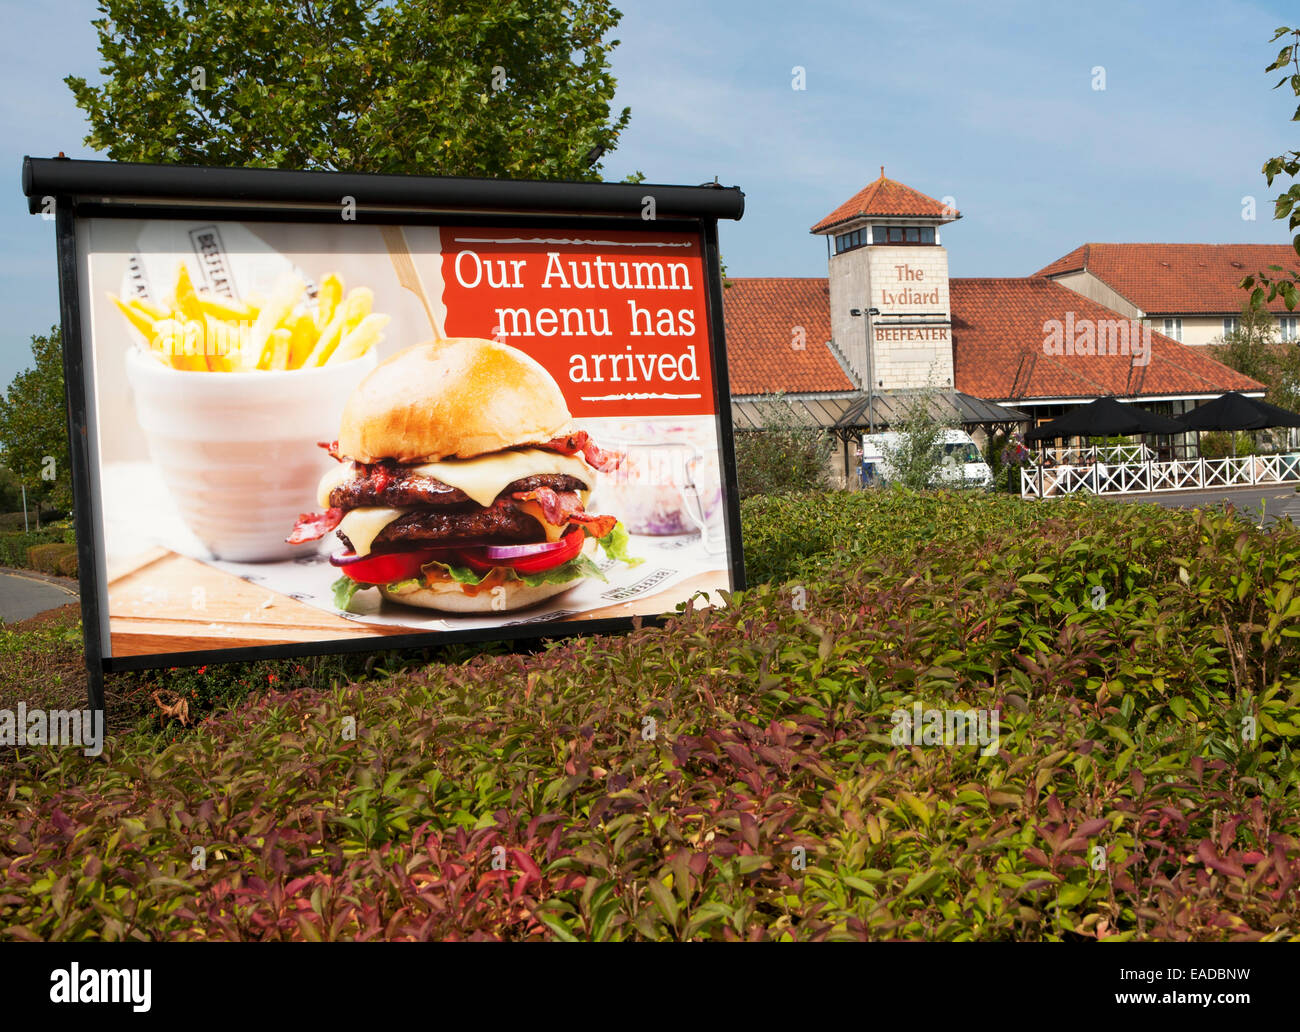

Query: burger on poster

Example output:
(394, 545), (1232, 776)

(288, 337), (640, 612)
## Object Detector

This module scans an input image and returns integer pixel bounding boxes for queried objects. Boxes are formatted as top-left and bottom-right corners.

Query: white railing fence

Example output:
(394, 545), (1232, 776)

(1021, 451), (1300, 498)
(1040, 443), (1153, 466)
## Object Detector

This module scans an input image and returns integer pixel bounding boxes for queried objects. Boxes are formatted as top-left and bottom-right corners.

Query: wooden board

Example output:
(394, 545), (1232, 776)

(106, 549), (729, 658)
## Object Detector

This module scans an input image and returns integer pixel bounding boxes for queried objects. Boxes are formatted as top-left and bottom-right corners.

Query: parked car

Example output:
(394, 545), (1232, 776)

(859, 429), (993, 489)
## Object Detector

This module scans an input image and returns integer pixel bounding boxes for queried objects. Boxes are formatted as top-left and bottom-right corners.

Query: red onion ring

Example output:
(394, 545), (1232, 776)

(482, 538), (569, 560)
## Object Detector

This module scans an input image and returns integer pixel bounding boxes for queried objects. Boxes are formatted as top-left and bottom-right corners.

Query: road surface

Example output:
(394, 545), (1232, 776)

(0, 571), (78, 624)
(1110, 485), (1300, 528)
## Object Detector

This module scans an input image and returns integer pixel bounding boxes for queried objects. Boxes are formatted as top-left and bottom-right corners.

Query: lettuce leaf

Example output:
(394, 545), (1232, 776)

(329, 520), (642, 612)
(420, 550), (607, 588)
(589, 519), (641, 566)
(332, 575), (363, 612)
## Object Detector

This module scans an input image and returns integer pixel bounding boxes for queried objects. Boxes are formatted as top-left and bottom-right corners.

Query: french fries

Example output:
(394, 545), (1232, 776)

(303, 286), (373, 367)
(332, 313), (391, 365)
(108, 265), (386, 371)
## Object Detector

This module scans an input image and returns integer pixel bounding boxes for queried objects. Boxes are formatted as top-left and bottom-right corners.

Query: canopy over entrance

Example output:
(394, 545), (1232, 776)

(730, 389), (1027, 438)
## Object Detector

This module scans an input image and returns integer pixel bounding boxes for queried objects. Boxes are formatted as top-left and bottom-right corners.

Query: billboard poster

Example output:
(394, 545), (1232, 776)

(67, 210), (740, 666)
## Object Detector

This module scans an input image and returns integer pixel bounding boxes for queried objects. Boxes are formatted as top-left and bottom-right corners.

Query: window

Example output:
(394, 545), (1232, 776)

(834, 227), (867, 254)
(1223, 316), (1238, 336)
(872, 224), (936, 245)
(1163, 318), (1183, 342)
(1281, 316), (1298, 342)
(942, 442), (981, 463)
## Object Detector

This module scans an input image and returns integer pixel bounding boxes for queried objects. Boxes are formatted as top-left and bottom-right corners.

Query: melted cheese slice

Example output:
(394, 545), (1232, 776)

(318, 448), (594, 509)
(337, 506), (411, 557)
(318, 463), (358, 508)
(408, 449), (594, 506)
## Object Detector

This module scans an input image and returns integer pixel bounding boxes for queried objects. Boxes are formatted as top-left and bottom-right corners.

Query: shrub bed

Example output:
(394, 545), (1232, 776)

(25, 543), (77, 576)
(2, 493), (1298, 940)
(739, 488), (1108, 584)
(0, 511), (41, 532)
(0, 529), (67, 568)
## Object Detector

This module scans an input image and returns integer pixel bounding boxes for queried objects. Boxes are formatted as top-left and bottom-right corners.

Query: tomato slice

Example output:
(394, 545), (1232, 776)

(457, 528), (585, 576)
(336, 547), (451, 585)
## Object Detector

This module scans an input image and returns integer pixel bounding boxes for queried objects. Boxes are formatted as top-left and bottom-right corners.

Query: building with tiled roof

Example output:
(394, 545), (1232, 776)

(724, 174), (1269, 483)
(1035, 243), (1300, 347)
(723, 274), (1262, 407)
(949, 278), (1263, 403)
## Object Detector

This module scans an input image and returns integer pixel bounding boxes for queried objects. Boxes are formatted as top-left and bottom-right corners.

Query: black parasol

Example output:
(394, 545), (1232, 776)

(1024, 396), (1185, 442)
(1177, 392), (1300, 431)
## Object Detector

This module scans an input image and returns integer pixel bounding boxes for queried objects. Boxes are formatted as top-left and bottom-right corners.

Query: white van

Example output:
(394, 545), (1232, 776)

(858, 429), (993, 489)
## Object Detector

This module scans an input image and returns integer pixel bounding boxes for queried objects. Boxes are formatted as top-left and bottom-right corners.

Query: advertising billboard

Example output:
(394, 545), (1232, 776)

(23, 159), (746, 702)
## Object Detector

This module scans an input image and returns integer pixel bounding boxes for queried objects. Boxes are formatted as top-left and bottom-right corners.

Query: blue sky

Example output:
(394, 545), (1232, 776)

(1, 0), (1296, 386)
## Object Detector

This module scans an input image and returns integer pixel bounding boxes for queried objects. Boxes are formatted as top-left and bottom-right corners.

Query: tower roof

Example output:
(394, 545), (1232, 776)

(810, 168), (958, 234)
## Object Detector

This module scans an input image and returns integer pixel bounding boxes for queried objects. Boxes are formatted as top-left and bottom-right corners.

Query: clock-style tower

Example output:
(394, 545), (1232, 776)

(811, 169), (961, 392)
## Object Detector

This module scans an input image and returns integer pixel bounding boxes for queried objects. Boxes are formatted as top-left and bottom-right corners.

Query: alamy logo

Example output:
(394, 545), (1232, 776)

(50, 964), (151, 1012)
(0, 705), (103, 757)
(1043, 313), (1151, 367)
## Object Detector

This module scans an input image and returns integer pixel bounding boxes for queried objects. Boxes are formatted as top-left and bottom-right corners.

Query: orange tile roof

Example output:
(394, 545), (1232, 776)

(721, 278), (854, 395)
(1034, 243), (1300, 315)
(720, 275), (1264, 402)
(950, 278), (1265, 401)
(810, 171), (957, 234)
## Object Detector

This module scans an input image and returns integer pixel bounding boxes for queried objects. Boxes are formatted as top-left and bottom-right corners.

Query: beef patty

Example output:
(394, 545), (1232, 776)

(337, 500), (548, 551)
(329, 468), (588, 510)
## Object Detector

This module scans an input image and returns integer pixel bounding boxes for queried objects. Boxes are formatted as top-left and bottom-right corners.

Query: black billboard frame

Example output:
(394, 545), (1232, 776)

(27, 157), (747, 715)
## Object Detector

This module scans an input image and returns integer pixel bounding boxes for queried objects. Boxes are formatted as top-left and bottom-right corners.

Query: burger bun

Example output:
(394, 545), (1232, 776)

(338, 338), (573, 464)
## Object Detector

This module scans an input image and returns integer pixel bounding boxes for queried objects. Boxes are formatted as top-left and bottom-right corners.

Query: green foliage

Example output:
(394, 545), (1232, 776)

(1208, 297), (1300, 413)
(6, 492), (1300, 940)
(1200, 431), (1258, 459)
(1211, 296), (1279, 378)
(25, 544), (77, 576)
(0, 529), (69, 568)
(732, 395), (834, 500)
(0, 468), (25, 513)
(983, 430), (1028, 494)
(983, 431), (1007, 490)
(739, 489), (1106, 585)
(0, 328), (72, 515)
(0, 511), (40, 532)
(879, 388), (961, 490)
(65, 0), (632, 181)
(1240, 27), (1300, 310)
(0, 609), (86, 726)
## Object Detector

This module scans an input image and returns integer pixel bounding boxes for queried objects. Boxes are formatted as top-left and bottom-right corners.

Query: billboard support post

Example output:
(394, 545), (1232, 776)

(54, 197), (109, 714)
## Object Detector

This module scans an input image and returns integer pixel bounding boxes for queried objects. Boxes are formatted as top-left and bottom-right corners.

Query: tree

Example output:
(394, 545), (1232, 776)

(1241, 26), (1300, 310)
(880, 387), (961, 490)
(0, 327), (73, 519)
(733, 394), (834, 499)
(0, 466), (24, 514)
(1208, 297), (1300, 414)
(65, 0), (632, 180)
